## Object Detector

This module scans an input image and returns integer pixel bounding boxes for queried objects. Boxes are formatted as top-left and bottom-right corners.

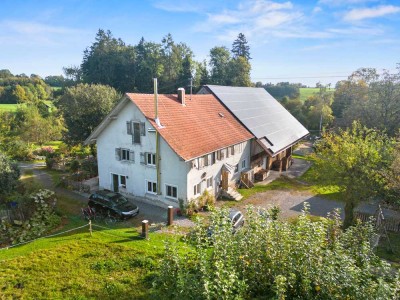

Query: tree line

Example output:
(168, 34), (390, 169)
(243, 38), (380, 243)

(63, 29), (252, 93)
(0, 71), (51, 104)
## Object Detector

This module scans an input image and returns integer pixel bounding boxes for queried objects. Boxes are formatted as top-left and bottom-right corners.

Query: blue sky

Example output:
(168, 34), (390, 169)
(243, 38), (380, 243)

(1, 0), (399, 86)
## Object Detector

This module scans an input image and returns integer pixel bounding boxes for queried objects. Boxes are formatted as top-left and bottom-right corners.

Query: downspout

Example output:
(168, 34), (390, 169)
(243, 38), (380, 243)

(154, 78), (161, 195)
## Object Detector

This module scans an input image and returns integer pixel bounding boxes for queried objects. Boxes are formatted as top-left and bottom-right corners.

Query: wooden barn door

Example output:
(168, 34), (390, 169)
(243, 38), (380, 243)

(222, 170), (229, 191)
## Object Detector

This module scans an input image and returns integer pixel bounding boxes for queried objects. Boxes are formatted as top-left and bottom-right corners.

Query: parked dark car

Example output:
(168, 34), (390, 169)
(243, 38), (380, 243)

(88, 190), (139, 219)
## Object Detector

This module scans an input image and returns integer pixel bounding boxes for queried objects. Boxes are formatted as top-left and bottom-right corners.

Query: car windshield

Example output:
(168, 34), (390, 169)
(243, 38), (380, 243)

(111, 195), (128, 205)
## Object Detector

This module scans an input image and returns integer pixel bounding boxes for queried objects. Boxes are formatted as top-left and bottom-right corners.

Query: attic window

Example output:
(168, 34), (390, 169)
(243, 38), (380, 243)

(218, 112), (225, 118)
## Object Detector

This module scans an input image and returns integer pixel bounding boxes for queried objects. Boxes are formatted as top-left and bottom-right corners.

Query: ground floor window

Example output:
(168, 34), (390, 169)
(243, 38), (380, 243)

(166, 184), (178, 199)
(206, 176), (213, 188)
(194, 182), (201, 196)
(146, 180), (157, 194)
(241, 159), (246, 170)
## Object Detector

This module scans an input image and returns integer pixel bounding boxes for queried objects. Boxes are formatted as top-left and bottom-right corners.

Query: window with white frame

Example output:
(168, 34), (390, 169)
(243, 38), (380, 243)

(193, 182), (201, 196)
(206, 177), (213, 189)
(146, 153), (156, 166)
(234, 164), (239, 173)
(241, 159), (246, 170)
(120, 175), (126, 188)
(146, 180), (157, 194)
(165, 184), (178, 199)
(115, 148), (135, 162)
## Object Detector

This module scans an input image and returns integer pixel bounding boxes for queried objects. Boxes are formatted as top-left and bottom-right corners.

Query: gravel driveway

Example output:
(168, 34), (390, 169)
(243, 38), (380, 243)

(231, 189), (345, 220)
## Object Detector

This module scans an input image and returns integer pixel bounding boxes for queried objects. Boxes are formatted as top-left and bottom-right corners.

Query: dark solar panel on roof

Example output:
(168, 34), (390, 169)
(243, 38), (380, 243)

(205, 85), (309, 154)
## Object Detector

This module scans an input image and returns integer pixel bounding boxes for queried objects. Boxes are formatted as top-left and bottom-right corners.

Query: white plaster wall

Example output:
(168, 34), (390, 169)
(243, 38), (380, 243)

(96, 101), (187, 206)
(186, 140), (251, 201)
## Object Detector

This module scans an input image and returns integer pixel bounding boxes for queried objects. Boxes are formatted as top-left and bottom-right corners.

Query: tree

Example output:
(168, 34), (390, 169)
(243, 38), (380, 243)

(134, 37), (164, 93)
(81, 29), (136, 93)
(0, 152), (20, 199)
(18, 106), (64, 145)
(264, 82), (300, 100)
(383, 145), (400, 205)
(312, 122), (395, 228)
(209, 46), (231, 85)
(226, 56), (252, 87)
(231, 33), (251, 60)
(338, 67), (400, 136)
(156, 207), (400, 299)
(12, 85), (28, 103)
(302, 86), (334, 131)
(332, 79), (368, 119)
(58, 83), (120, 144)
(0, 69), (13, 78)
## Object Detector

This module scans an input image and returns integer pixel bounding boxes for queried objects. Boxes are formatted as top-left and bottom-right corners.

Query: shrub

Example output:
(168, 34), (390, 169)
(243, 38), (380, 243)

(0, 152), (20, 197)
(1, 139), (34, 161)
(69, 159), (80, 173)
(81, 157), (98, 177)
(156, 205), (400, 299)
(0, 189), (60, 245)
(45, 152), (61, 169)
(34, 146), (55, 157)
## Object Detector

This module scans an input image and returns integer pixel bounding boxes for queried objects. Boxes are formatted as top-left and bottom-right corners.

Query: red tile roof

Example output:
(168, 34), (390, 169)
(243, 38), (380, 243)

(126, 93), (253, 161)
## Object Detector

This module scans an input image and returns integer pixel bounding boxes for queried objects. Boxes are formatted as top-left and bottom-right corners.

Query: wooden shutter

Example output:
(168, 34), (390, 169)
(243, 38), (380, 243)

(126, 121), (132, 135)
(211, 152), (216, 165)
(140, 152), (146, 164)
(140, 122), (146, 136)
(115, 148), (121, 161)
(129, 151), (135, 162)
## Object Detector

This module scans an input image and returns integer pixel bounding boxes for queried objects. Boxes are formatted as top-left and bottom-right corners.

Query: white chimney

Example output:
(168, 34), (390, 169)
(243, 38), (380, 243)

(177, 88), (185, 106)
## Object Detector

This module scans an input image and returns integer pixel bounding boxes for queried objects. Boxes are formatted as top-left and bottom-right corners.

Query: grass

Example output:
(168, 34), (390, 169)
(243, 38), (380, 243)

(0, 227), (177, 299)
(0, 169), (181, 298)
(300, 165), (344, 201)
(0, 103), (20, 112)
(299, 87), (334, 102)
(376, 232), (400, 269)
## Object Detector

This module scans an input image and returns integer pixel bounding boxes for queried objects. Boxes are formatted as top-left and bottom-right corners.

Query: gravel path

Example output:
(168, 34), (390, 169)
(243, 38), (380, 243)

(231, 189), (345, 220)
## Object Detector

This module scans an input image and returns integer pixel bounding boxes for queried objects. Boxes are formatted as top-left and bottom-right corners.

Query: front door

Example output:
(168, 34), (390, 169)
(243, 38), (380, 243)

(112, 174), (119, 192)
(222, 170), (229, 191)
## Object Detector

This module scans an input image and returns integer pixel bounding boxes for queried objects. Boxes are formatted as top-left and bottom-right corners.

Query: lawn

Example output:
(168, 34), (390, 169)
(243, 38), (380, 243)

(0, 103), (20, 112)
(0, 227), (177, 299)
(299, 87), (334, 102)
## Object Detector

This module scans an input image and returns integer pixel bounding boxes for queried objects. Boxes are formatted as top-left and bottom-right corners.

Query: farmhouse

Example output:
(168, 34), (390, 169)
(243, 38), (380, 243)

(85, 86), (308, 207)
(199, 85), (309, 179)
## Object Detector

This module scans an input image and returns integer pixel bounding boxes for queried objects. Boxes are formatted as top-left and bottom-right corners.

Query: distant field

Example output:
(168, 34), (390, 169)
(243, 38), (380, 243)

(0, 101), (55, 113)
(299, 88), (335, 102)
(0, 104), (20, 112)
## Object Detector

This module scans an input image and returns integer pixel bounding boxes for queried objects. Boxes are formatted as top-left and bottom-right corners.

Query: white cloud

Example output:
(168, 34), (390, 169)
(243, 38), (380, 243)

(3, 21), (82, 35)
(318, 0), (379, 6)
(313, 6), (322, 13)
(194, 0), (304, 39)
(0, 20), (89, 47)
(343, 5), (400, 21)
(152, 0), (207, 13)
